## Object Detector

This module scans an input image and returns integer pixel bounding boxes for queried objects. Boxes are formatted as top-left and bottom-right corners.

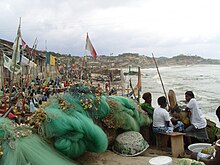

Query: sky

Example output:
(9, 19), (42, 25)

(1, 0), (220, 59)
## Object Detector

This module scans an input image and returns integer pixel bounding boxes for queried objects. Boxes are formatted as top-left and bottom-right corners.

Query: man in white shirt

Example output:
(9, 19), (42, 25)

(184, 91), (208, 145)
(153, 96), (173, 133)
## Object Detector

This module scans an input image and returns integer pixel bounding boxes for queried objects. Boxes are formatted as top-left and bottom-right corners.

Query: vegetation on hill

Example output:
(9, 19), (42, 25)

(1, 38), (220, 69)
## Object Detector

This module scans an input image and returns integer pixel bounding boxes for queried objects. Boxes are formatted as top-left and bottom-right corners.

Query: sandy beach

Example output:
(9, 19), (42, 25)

(76, 146), (181, 165)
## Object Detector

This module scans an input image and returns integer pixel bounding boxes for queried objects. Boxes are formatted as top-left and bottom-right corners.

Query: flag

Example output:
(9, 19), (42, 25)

(12, 22), (22, 64)
(19, 54), (29, 65)
(129, 67), (141, 98)
(3, 53), (21, 74)
(21, 39), (27, 50)
(46, 52), (50, 64)
(21, 38), (31, 57)
(50, 55), (55, 65)
(85, 33), (97, 59)
(46, 53), (55, 65)
(19, 54), (37, 67)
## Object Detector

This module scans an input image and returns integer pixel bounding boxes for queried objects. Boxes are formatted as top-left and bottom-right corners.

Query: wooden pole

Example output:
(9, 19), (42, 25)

(129, 78), (136, 99)
(152, 53), (169, 106)
(137, 66), (141, 104)
(1, 51), (7, 111)
(9, 19), (21, 104)
(3, 67), (7, 111)
(0, 53), (4, 93)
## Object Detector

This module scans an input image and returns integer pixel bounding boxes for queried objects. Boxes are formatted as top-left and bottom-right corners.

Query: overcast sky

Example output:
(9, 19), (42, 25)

(1, 0), (220, 59)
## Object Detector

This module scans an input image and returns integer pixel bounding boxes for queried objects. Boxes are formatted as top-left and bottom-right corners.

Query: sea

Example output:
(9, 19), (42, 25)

(124, 64), (220, 127)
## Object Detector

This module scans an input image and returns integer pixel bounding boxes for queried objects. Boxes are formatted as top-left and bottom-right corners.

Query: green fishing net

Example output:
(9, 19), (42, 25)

(40, 100), (108, 158)
(29, 84), (152, 159)
(105, 96), (152, 131)
(0, 118), (76, 165)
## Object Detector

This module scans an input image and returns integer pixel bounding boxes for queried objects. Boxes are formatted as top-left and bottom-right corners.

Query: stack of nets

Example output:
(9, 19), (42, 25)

(33, 83), (152, 158)
(0, 118), (76, 165)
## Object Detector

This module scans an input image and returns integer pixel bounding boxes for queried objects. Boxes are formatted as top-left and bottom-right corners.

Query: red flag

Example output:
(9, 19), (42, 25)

(21, 39), (26, 48)
(21, 39), (31, 55)
(85, 33), (97, 59)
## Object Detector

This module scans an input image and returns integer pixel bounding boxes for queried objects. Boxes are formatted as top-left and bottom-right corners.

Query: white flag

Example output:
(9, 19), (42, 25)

(3, 53), (21, 74)
(85, 33), (97, 59)
(12, 22), (22, 63)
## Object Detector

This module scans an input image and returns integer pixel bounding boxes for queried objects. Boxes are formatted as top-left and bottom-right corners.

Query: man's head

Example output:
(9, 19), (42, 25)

(142, 92), (152, 104)
(157, 96), (167, 108)
(185, 91), (194, 102)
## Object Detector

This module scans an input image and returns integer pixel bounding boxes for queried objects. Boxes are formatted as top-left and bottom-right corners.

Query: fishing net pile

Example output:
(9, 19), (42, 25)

(29, 83), (152, 158)
(0, 118), (76, 165)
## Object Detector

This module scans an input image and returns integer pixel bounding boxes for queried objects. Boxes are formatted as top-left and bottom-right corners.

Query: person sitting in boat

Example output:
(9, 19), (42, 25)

(141, 92), (154, 119)
(183, 91), (208, 145)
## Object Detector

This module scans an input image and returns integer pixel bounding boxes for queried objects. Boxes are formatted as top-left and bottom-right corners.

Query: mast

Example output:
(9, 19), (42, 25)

(9, 18), (21, 104)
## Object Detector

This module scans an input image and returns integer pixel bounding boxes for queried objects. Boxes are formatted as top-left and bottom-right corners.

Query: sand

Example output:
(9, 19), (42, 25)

(76, 146), (181, 165)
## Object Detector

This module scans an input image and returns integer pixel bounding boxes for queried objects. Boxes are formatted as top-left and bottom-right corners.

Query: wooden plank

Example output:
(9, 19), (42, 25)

(162, 132), (185, 136)
(170, 135), (185, 157)
(156, 132), (185, 157)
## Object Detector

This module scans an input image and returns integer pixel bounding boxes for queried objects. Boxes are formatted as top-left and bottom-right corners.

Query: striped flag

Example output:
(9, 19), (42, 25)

(46, 53), (55, 65)
(85, 33), (97, 59)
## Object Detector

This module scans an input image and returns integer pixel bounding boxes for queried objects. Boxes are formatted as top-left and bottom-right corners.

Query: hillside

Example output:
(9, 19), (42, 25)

(1, 38), (220, 69)
(87, 53), (220, 69)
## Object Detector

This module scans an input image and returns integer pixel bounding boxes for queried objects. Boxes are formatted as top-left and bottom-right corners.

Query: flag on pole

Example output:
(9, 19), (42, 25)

(21, 39), (27, 50)
(46, 52), (50, 64)
(46, 53), (55, 65)
(12, 22), (22, 64)
(3, 53), (21, 74)
(19, 54), (37, 67)
(50, 55), (55, 65)
(130, 67), (141, 98)
(21, 39), (31, 55)
(85, 33), (97, 59)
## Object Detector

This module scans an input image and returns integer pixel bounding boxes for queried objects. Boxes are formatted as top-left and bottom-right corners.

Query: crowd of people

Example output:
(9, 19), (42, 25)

(0, 76), (86, 123)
